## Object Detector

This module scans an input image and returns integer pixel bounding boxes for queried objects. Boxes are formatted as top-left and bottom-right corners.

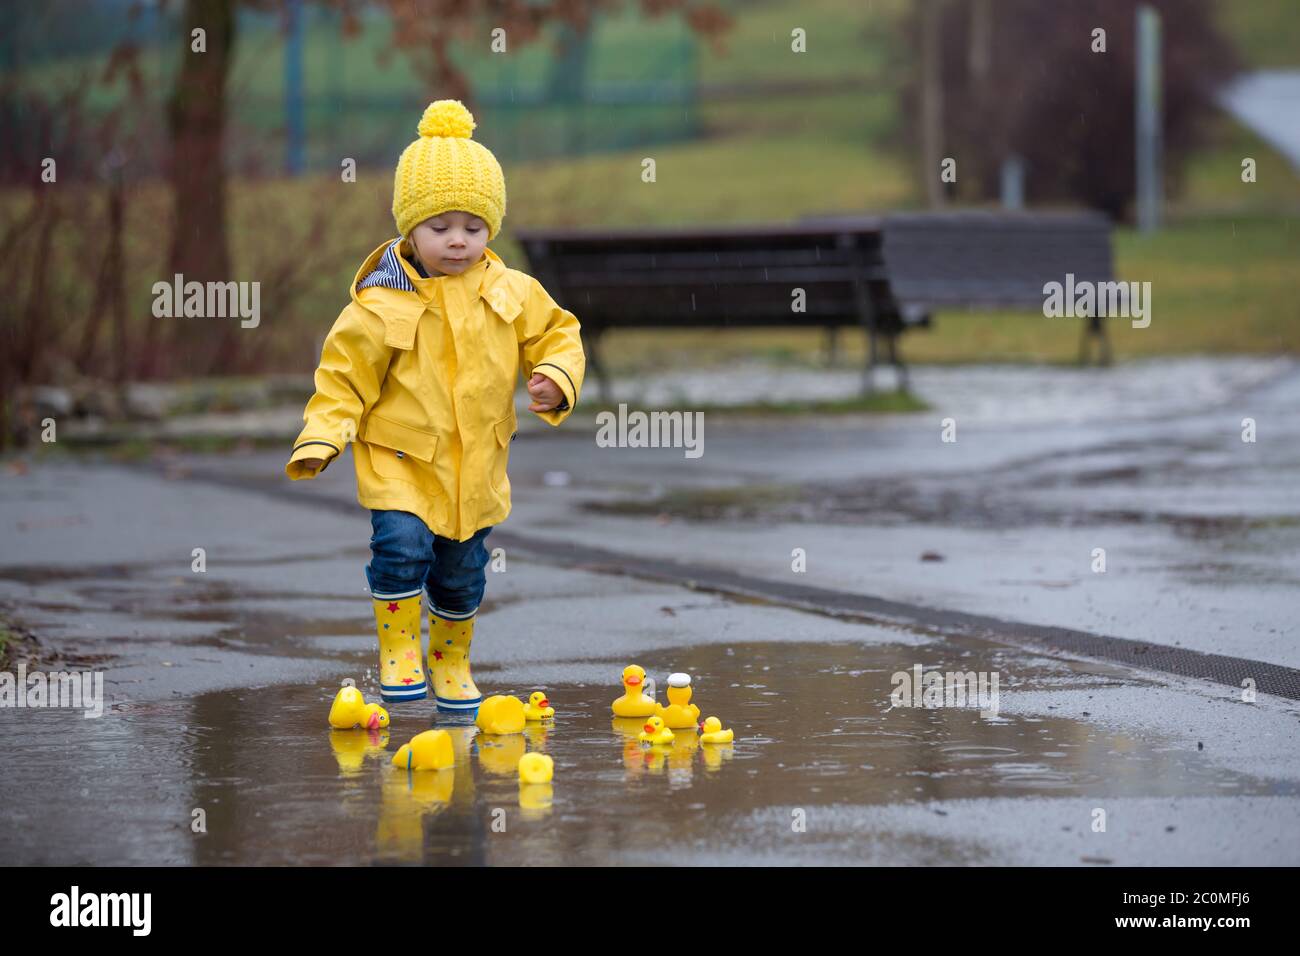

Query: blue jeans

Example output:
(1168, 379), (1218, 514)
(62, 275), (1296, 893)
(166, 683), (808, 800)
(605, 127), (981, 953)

(365, 510), (492, 615)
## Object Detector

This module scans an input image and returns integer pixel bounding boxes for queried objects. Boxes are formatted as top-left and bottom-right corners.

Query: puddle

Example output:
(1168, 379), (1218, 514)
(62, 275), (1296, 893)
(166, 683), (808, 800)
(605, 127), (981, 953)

(0, 640), (1289, 865)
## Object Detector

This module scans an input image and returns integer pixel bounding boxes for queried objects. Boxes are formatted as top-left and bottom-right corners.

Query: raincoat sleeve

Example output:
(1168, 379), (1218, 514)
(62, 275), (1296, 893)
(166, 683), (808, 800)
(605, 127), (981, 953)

(285, 303), (393, 480)
(518, 276), (586, 427)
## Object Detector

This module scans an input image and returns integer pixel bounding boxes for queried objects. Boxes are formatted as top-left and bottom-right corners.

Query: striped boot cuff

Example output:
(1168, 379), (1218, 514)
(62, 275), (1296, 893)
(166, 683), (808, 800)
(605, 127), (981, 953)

(371, 587), (423, 601)
(381, 681), (428, 702)
(425, 596), (477, 620)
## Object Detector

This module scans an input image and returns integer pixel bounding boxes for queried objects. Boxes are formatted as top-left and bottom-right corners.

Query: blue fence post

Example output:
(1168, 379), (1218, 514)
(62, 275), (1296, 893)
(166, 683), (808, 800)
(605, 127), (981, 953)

(285, 0), (305, 176)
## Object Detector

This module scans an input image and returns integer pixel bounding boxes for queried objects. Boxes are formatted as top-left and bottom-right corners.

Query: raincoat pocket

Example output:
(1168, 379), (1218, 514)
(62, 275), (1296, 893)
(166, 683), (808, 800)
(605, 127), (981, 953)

(363, 413), (439, 485)
(491, 413), (516, 490)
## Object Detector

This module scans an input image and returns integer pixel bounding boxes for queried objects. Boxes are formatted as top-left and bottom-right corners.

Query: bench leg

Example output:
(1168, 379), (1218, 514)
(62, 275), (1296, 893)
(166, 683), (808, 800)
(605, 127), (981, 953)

(1098, 317), (1112, 366)
(822, 326), (839, 368)
(582, 327), (609, 403)
(1078, 317), (1112, 367)
(861, 327), (878, 396)
(888, 333), (909, 392)
(850, 269), (877, 396)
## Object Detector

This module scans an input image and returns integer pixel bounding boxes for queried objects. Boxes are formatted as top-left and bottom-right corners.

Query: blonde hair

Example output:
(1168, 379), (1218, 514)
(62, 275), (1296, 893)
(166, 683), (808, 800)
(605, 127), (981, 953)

(400, 234), (425, 275)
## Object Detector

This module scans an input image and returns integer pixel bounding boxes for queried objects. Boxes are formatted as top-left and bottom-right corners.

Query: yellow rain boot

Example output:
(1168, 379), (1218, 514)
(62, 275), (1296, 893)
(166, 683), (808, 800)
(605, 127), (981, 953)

(372, 592), (428, 703)
(427, 605), (483, 712)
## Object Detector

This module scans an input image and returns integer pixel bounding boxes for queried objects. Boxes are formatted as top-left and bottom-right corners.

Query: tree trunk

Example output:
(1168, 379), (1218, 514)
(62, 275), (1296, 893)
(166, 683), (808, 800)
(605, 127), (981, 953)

(920, 0), (945, 209)
(157, 0), (237, 380)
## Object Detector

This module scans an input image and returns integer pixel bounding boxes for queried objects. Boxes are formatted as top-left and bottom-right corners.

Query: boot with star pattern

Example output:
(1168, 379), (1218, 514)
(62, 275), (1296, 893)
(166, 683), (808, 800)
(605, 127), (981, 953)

(372, 592), (427, 703)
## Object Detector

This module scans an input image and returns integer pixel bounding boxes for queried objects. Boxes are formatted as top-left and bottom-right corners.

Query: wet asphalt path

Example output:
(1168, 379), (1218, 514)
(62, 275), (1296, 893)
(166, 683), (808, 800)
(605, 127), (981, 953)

(1, 360), (1297, 864)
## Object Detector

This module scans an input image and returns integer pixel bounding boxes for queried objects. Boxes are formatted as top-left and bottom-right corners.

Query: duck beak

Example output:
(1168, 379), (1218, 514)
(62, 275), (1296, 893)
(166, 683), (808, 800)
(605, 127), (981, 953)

(626, 676), (640, 686)
(644, 724), (654, 734)
(539, 698), (549, 708)
(366, 712), (380, 729)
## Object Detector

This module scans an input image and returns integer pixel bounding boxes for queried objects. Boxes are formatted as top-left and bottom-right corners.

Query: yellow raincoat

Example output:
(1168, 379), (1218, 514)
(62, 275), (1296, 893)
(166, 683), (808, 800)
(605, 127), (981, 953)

(285, 238), (585, 541)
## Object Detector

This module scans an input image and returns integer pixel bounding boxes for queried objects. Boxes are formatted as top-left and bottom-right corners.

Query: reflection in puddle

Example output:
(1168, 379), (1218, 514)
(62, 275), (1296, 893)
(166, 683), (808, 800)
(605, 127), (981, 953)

(0, 640), (1284, 865)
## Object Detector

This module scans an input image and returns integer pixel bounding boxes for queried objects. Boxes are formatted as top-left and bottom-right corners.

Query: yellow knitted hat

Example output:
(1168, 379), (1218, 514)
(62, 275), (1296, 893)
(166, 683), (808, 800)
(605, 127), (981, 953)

(392, 100), (506, 241)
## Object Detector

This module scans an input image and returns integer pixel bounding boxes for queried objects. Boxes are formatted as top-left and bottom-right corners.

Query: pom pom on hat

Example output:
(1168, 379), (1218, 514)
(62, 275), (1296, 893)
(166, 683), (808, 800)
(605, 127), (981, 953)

(417, 100), (477, 139)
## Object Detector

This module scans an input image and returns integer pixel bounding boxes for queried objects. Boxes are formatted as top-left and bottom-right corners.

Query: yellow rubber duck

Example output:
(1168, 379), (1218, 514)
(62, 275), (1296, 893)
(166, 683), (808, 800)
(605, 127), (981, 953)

(392, 729), (455, 770)
(698, 716), (734, 744)
(518, 752), (554, 784)
(638, 714), (675, 746)
(612, 664), (658, 718)
(523, 691), (554, 721)
(328, 680), (390, 730)
(475, 694), (526, 735)
(655, 672), (701, 729)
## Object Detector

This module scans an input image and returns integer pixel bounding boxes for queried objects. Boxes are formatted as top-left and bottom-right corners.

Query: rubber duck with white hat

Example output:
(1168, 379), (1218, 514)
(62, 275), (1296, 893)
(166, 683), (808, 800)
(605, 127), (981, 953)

(655, 672), (701, 729)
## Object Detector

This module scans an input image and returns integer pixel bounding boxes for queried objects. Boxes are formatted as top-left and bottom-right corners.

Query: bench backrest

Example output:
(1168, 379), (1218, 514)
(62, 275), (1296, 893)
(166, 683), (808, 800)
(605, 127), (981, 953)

(515, 222), (896, 330)
(879, 211), (1114, 309)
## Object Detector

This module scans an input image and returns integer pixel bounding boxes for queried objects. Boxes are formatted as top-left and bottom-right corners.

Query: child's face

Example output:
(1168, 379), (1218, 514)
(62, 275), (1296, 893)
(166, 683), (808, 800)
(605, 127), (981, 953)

(409, 211), (488, 276)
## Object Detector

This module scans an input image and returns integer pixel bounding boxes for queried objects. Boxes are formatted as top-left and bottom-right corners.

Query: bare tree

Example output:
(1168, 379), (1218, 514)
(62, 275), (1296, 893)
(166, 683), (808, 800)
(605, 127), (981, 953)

(919, 0), (945, 209)
(901, 0), (1238, 220)
(161, 0), (238, 378)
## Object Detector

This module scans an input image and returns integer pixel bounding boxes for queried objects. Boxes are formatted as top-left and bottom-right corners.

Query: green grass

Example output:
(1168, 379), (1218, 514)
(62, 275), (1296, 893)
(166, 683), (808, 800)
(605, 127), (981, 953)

(1110, 213), (1300, 355)
(507, 130), (914, 228)
(693, 0), (907, 86)
(1215, 0), (1300, 68)
(1181, 112), (1300, 212)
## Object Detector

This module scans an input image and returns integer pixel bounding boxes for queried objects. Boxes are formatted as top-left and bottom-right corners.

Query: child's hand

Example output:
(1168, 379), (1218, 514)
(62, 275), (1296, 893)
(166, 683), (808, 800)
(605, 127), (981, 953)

(300, 457), (325, 471)
(526, 372), (563, 412)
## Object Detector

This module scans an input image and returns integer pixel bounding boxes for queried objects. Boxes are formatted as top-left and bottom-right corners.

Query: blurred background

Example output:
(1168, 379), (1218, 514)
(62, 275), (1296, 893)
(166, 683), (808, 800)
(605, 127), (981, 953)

(1, 0), (1297, 448)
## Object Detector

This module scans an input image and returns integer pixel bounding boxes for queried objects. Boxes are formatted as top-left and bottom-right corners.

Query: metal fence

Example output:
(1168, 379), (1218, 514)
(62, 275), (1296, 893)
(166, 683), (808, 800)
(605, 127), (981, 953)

(4, 0), (701, 181)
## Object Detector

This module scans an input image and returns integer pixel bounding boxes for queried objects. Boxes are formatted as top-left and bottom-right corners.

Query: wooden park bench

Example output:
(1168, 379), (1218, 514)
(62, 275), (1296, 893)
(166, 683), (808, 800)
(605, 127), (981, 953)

(515, 210), (1114, 399)
(818, 210), (1117, 369)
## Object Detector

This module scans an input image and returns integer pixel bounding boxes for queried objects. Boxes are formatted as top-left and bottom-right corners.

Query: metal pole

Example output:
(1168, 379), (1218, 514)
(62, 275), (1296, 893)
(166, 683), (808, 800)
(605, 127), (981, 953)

(1000, 154), (1025, 210)
(1135, 4), (1162, 232)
